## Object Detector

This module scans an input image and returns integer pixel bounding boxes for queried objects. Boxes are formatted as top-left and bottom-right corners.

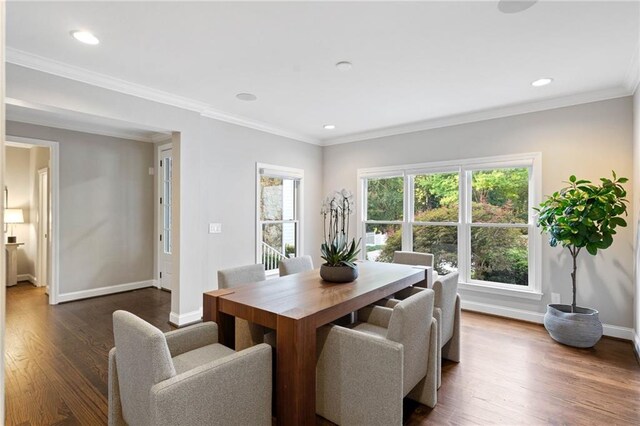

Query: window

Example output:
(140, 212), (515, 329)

(256, 163), (303, 273)
(358, 153), (541, 298)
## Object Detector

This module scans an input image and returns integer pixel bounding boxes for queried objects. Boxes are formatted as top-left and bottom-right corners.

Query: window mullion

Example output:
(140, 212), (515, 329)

(402, 173), (412, 252)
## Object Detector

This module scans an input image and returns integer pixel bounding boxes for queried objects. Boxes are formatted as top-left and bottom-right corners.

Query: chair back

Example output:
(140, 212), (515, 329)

(386, 289), (434, 395)
(279, 255), (313, 276)
(393, 251), (434, 267)
(218, 264), (266, 288)
(433, 272), (459, 344)
(112, 310), (176, 426)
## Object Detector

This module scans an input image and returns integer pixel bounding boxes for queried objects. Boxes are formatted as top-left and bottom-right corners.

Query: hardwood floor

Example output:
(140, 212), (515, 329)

(5, 281), (640, 425)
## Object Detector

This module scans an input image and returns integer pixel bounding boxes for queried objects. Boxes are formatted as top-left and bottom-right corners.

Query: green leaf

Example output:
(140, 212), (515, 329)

(569, 175), (576, 183)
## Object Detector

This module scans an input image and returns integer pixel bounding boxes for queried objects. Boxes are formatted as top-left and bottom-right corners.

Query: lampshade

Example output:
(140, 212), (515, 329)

(5, 209), (24, 224)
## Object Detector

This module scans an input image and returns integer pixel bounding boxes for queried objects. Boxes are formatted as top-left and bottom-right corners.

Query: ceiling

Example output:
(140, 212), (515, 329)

(6, 1), (640, 145)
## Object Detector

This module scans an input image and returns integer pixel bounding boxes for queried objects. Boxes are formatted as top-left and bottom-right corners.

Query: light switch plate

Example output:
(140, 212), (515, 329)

(209, 223), (222, 234)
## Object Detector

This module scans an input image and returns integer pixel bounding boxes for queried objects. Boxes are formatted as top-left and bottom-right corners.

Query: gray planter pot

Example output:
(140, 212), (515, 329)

(320, 264), (358, 283)
(543, 304), (603, 348)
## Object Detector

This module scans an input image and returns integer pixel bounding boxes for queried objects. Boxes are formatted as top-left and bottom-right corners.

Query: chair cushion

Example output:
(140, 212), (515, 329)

(172, 343), (235, 375)
(351, 322), (388, 338)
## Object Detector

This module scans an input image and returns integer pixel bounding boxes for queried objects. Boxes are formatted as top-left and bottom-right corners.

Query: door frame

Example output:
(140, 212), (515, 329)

(6, 136), (59, 305)
(156, 142), (173, 290)
(37, 167), (48, 289)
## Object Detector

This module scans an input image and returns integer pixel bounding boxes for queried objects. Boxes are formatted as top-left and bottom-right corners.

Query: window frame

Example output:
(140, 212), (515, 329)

(256, 163), (304, 275)
(357, 153), (542, 300)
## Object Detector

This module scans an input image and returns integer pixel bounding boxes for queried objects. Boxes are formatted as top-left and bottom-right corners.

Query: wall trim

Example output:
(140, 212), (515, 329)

(169, 309), (203, 328)
(57, 279), (154, 303)
(324, 87), (632, 146)
(461, 299), (635, 341)
(6, 47), (318, 145)
(16, 274), (37, 285)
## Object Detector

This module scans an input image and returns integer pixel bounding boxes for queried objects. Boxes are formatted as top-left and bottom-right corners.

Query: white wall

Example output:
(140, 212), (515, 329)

(6, 122), (155, 296)
(6, 64), (323, 323)
(324, 97), (634, 330)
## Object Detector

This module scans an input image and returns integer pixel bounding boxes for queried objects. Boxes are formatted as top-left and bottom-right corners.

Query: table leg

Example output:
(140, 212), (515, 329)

(203, 293), (235, 349)
(276, 316), (316, 426)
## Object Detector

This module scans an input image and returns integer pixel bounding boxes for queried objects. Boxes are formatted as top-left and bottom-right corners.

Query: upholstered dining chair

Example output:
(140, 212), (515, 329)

(217, 264), (275, 350)
(387, 272), (461, 388)
(393, 250), (438, 287)
(278, 255), (313, 276)
(316, 289), (438, 425)
(108, 310), (271, 426)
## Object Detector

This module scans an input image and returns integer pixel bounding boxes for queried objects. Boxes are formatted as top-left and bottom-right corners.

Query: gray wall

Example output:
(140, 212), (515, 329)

(633, 89), (640, 347)
(6, 122), (155, 295)
(6, 64), (323, 320)
(324, 97), (634, 328)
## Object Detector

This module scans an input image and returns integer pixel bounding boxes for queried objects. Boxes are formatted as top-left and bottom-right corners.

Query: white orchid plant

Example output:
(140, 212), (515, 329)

(321, 189), (361, 268)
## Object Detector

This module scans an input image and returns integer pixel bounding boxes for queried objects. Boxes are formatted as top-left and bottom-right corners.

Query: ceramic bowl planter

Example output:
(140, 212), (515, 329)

(543, 304), (603, 348)
(320, 264), (359, 283)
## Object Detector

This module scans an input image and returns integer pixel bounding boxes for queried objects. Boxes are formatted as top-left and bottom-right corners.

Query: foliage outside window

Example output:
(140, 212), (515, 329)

(256, 164), (303, 272)
(359, 154), (540, 293)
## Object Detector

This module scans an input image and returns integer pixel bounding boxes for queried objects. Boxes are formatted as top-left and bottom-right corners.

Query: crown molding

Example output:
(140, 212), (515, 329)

(6, 47), (320, 145)
(321, 86), (633, 146)
(6, 97), (170, 143)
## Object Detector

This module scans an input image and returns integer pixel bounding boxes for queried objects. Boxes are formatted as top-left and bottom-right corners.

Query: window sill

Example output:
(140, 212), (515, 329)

(265, 269), (279, 279)
(458, 281), (543, 301)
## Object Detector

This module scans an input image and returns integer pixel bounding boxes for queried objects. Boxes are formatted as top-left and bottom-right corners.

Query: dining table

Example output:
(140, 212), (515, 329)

(202, 261), (429, 426)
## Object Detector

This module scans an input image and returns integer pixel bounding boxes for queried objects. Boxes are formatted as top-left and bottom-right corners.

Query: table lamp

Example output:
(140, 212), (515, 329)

(5, 209), (24, 243)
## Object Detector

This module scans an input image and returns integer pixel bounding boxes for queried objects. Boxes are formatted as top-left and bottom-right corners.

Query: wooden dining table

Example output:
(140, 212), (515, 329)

(202, 261), (428, 426)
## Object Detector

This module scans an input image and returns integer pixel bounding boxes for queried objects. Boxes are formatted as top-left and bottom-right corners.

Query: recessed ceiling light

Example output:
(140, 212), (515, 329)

(335, 61), (352, 72)
(236, 93), (257, 101)
(70, 30), (100, 45)
(531, 78), (553, 87)
(323, 124), (336, 130)
(498, 0), (538, 14)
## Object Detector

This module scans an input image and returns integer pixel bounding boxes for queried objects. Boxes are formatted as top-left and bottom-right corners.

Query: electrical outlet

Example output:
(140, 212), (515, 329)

(208, 223), (222, 234)
(551, 293), (561, 304)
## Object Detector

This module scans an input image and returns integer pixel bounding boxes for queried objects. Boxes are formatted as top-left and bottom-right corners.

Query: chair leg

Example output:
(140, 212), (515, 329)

(441, 294), (461, 363)
(407, 318), (438, 408)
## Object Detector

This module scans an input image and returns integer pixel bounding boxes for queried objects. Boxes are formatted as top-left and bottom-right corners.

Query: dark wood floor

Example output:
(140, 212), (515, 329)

(5, 282), (640, 425)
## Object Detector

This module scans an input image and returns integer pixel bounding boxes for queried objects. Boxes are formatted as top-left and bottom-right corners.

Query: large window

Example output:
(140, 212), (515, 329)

(256, 163), (303, 273)
(359, 153), (541, 297)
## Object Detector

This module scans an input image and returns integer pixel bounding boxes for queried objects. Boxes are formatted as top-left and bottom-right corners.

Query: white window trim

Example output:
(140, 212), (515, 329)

(256, 163), (304, 276)
(357, 152), (542, 300)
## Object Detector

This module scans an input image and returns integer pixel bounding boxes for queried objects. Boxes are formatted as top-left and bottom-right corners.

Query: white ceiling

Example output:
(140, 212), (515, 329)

(6, 1), (640, 145)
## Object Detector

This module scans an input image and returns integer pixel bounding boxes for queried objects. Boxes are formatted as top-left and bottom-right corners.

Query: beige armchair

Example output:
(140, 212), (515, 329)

(393, 250), (438, 288)
(278, 255), (313, 276)
(108, 310), (271, 426)
(316, 289), (438, 425)
(387, 272), (461, 388)
(217, 264), (275, 350)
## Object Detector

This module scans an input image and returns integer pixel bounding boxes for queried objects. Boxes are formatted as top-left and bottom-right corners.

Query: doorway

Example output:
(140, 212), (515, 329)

(157, 143), (173, 292)
(5, 137), (59, 305)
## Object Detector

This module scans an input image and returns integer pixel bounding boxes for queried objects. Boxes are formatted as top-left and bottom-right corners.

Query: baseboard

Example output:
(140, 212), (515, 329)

(57, 280), (154, 303)
(169, 309), (203, 328)
(461, 300), (635, 341)
(16, 274), (37, 285)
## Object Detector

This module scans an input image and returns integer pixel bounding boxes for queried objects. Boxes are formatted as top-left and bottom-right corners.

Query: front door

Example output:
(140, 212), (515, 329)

(159, 145), (173, 291)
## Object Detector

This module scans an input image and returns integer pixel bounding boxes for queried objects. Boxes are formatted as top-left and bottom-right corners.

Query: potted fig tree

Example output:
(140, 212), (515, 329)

(320, 189), (361, 283)
(536, 172), (628, 348)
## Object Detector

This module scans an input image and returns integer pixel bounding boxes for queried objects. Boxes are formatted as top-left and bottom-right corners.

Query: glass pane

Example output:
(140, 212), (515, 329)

(414, 172), (459, 222)
(260, 176), (297, 221)
(163, 155), (172, 255)
(412, 225), (458, 275)
(260, 222), (297, 270)
(470, 226), (528, 285)
(366, 177), (404, 221)
(471, 168), (529, 224)
(365, 223), (401, 262)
